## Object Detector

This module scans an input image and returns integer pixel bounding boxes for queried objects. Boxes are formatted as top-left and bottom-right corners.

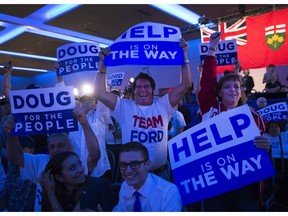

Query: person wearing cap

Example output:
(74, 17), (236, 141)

(70, 93), (111, 178)
(55, 70), (111, 179)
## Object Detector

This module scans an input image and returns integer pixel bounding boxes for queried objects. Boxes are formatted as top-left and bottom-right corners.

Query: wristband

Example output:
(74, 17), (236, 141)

(209, 47), (217, 51)
(184, 59), (190, 64)
(98, 71), (106, 74)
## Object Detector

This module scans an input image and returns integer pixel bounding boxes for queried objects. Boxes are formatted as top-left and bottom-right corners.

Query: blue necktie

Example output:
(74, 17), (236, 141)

(134, 191), (141, 212)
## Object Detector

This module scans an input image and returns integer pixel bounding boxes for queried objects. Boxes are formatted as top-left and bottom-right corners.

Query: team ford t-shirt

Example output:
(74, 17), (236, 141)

(111, 94), (175, 170)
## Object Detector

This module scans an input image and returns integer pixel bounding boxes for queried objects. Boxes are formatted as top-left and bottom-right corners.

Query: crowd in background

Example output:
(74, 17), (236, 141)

(0, 32), (287, 212)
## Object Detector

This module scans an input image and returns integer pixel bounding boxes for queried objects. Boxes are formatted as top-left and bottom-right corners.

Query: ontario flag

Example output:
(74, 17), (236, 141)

(200, 8), (288, 72)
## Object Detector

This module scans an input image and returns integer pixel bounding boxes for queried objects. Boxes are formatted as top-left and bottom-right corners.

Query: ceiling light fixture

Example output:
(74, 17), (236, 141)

(0, 50), (57, 61)
(26, 28), (109, 48)
(0, 65), (49, 73)
(44, 4), (81, 19)
(0, 26), (27, 44)
(0, 4), (112, 50)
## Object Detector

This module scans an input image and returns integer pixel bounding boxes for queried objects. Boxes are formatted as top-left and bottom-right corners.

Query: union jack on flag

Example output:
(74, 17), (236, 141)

(200, 18), (247, 46)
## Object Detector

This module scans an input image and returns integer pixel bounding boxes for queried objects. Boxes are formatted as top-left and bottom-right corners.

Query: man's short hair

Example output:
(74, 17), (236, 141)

(19, 135), (36, 150)
(133, 72), (156, 91)
(119, 142), (149, 161)
(47, 133), (71, 145)
(267, 121), (285, 132)
(78, 93), (97, 103)
(268, 64), (275, 68)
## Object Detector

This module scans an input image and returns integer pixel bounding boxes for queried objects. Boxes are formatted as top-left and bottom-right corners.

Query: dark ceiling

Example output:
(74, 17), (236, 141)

(0, 4), (284, 77)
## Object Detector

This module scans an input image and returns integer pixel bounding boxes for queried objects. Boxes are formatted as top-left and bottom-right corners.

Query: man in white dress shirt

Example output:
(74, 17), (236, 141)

(113, 142), (182, 212)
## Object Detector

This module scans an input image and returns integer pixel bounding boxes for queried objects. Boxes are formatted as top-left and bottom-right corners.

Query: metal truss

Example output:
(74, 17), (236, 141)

(180, 4), (288, 36)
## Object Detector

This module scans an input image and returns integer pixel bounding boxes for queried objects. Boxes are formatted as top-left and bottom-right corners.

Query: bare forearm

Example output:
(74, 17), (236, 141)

(82, 124), (101, 173)
(47, 192), (64, 212)
(182, 47), (192, 87)
(94, 48), (118, 110)
(94, 72), (107, 98)
(181, 62), (192, 91)
(2, 72), (11, 98)
(95, 53), (107, 98)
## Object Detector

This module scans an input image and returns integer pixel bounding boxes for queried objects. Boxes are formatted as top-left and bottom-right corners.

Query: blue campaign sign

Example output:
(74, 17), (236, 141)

(104, 22), (184, 66)
(108, 72), (124, 87)
(57, 42), (100, 76)
(258, 102), (288, 122)
(9, 86), (78, 136)
(199, 40), (238, 66)
(12, 110), (78, 136)
(168, 105), (275, 206)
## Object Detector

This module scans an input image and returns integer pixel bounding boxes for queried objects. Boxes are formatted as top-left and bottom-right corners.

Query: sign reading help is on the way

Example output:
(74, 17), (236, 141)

(168, 104), (275, 206)
(56, 42), (100, 76)
(9, 86), (78, 136)
(105, 22), (184, 66)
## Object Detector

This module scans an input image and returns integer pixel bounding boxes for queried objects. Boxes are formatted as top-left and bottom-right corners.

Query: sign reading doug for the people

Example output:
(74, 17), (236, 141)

(9, 86), (78, 136)
(104, 22), (184, 66)
(199, 39), (238, 66)
(56, 42), (100, 76)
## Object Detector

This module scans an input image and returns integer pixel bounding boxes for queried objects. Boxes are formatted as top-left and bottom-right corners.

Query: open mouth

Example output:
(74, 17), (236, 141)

(124, 173), (137, 180)
(139, 93), (147, 98)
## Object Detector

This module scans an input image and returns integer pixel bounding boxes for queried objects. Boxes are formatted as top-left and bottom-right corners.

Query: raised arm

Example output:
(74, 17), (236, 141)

(53, 63), (64, 87)
(94, 48), (118, 111)
(2, 114), (24, 166)
(234, 60), (241, 76)
(2, 62), (13, 98)
(73, 105), (101, 174)
(197, 32), (221, 115)
(169, 38), (192, 107)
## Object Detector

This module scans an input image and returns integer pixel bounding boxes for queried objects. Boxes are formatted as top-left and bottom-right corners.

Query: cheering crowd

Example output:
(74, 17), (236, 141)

(0, 31), (287, 212)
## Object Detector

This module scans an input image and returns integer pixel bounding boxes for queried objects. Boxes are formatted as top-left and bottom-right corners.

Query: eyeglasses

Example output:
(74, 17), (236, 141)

(119, 160), (147, 171)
